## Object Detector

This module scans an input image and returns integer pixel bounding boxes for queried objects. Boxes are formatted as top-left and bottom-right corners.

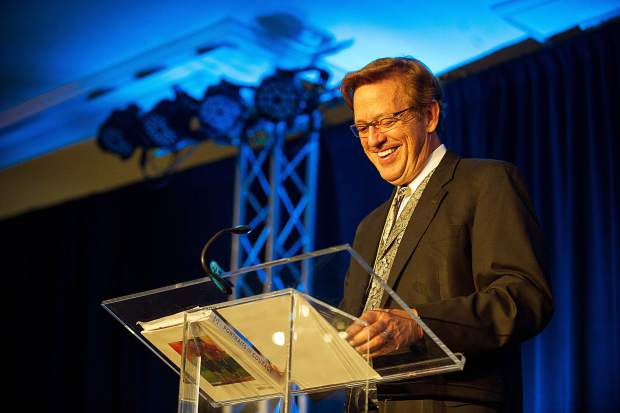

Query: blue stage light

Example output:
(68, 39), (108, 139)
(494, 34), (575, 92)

(142, 112), (177, 147)
(142, 88), (199, 148)
(198, 80), (247, 146)
(96, 104), (144, 159)
(243, 116), (276, 146)
(254, 69), (302, 122)
(254, 68), (330, 123)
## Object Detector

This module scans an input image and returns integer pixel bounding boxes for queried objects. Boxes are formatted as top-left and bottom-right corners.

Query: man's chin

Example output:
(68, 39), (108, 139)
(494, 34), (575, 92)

(372, 162), (406, 185)
(379, 172), (404, 186)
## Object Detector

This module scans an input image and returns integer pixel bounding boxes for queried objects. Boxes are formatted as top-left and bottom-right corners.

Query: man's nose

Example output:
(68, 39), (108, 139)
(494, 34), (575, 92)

(367, 125), (387, 147)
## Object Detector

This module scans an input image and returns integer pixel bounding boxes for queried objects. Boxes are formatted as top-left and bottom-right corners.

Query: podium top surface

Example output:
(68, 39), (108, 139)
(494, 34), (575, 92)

(102, 244), (464, 405)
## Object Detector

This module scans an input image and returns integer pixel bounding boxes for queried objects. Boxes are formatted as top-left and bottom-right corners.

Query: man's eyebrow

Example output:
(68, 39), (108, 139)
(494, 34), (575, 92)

(355, 111), (394, 123)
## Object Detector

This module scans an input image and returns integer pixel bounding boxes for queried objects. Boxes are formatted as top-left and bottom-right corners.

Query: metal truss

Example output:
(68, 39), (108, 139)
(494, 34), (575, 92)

(231, 111), (321, 299)
(226, 112), (321, 413)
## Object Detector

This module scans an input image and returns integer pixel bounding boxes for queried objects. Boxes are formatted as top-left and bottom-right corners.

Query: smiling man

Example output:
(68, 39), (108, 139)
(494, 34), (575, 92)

(353, 76), (440, 187)
(339, 57), (554, 413)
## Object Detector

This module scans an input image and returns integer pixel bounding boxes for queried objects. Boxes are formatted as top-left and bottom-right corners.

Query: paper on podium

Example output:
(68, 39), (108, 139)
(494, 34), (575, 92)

(139, 291), (379, 403)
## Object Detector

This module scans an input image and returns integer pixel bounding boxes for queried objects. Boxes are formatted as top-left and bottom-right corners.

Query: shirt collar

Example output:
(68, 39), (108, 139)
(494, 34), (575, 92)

(406, 144), (447, 194)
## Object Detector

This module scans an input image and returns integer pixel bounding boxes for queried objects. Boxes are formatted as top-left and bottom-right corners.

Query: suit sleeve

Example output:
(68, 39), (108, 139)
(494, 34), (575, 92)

(415, 164), (554, 354)
(339, 222), (367, 315)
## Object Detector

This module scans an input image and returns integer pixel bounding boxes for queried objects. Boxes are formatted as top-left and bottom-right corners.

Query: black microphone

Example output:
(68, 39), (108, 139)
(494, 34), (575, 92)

(200, 225), (252, 295)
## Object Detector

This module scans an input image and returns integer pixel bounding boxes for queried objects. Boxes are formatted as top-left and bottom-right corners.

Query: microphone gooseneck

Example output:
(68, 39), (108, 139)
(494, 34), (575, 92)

(200, 225), (252, 295)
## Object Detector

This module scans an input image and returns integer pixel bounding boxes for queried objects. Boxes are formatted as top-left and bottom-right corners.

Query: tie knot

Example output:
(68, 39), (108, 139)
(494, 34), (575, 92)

(396, 186), (410, 200)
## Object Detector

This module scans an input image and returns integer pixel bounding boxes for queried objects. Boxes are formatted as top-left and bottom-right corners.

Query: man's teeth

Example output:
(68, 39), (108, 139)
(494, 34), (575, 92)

(378, 148), (396, 157)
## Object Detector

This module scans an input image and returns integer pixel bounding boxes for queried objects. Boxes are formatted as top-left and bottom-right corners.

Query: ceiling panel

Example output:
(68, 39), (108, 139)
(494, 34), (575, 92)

(0, 0), (617, 170)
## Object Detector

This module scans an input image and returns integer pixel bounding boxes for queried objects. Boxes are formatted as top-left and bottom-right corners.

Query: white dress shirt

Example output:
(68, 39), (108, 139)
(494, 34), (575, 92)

(396, 144), (447, 218)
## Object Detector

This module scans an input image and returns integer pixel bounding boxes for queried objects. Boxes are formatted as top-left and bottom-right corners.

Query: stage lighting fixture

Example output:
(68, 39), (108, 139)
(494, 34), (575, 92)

(243, 116), (276, 146)
(297, 67), (330, 113)
(142, 88), (199, 148)
(254, 67), (330, 123)
(96, 104), (144, 159)
(254, 69), (301, 122)
(198, 80), (247, 145)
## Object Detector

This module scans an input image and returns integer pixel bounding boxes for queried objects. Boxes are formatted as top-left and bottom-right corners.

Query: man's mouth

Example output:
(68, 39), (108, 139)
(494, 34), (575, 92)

(378, 147), (398, 158)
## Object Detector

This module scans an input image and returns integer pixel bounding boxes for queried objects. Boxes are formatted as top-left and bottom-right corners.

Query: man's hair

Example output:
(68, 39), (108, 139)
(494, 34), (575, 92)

(340, 57), (445, 133)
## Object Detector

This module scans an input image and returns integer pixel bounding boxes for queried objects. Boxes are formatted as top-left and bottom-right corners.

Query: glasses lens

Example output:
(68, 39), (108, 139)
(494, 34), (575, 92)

(379, 117), (398, 130)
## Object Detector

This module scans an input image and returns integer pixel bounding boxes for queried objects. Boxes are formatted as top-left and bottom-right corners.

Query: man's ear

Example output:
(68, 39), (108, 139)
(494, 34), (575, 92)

(425, 100), (440, 133)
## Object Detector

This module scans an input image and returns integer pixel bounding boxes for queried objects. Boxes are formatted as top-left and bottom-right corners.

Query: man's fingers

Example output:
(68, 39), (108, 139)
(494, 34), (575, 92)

(358, 310), (381, 323)
(346, 309), (388, 342)
(347, 320), (386, 347)
(345, 320), (365, 338)
(345, 309), (386, 338)
(345, 308), (422, 358)
(353, 329), (389, 354)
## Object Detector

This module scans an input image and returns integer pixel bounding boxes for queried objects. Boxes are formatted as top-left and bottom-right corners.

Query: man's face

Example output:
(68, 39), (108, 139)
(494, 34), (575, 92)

(353, 77), (436, 186)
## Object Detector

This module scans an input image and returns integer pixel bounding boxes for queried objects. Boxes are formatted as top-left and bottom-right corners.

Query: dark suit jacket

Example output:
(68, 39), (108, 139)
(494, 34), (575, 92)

(340, 151), (554, 410)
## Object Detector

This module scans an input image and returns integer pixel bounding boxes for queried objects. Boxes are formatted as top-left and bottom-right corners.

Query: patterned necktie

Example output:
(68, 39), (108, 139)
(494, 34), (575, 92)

(386, 186), (410, 235)
(364, 169), (436, 312)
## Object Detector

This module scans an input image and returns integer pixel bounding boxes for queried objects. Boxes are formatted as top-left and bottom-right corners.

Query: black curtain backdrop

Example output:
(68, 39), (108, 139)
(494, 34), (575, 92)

(440, 21), (619, 413)
(1, 20), (618, 413)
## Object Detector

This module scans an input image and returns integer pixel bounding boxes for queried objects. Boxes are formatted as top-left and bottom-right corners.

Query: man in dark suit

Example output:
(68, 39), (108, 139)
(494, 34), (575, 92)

(339, 57), (554, 412)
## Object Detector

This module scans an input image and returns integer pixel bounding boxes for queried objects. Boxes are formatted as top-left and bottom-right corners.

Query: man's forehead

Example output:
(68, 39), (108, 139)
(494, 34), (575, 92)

(353, 79), (408, 120)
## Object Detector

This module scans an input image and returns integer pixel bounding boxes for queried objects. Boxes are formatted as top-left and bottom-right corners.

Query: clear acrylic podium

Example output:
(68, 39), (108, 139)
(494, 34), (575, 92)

(102, 245), (465, 412)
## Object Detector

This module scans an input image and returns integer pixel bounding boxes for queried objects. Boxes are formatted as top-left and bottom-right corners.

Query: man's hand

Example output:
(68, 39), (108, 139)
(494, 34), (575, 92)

(345, 308), (424, 358)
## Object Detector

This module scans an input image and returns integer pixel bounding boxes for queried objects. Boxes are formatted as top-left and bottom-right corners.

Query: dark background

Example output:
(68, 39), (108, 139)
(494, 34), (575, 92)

(1, 20), (618, 413)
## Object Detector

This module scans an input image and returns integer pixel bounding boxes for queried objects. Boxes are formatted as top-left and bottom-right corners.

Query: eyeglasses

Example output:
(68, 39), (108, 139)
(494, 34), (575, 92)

(349, 105), (417, 138)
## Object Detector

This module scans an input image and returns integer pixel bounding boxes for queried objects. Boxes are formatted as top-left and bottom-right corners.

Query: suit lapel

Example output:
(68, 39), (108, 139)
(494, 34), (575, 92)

(380, 208), (407, 259)
(348, 193), (392, 314)
(359, 192), (394, 268)
(380, 151), (460, 307)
